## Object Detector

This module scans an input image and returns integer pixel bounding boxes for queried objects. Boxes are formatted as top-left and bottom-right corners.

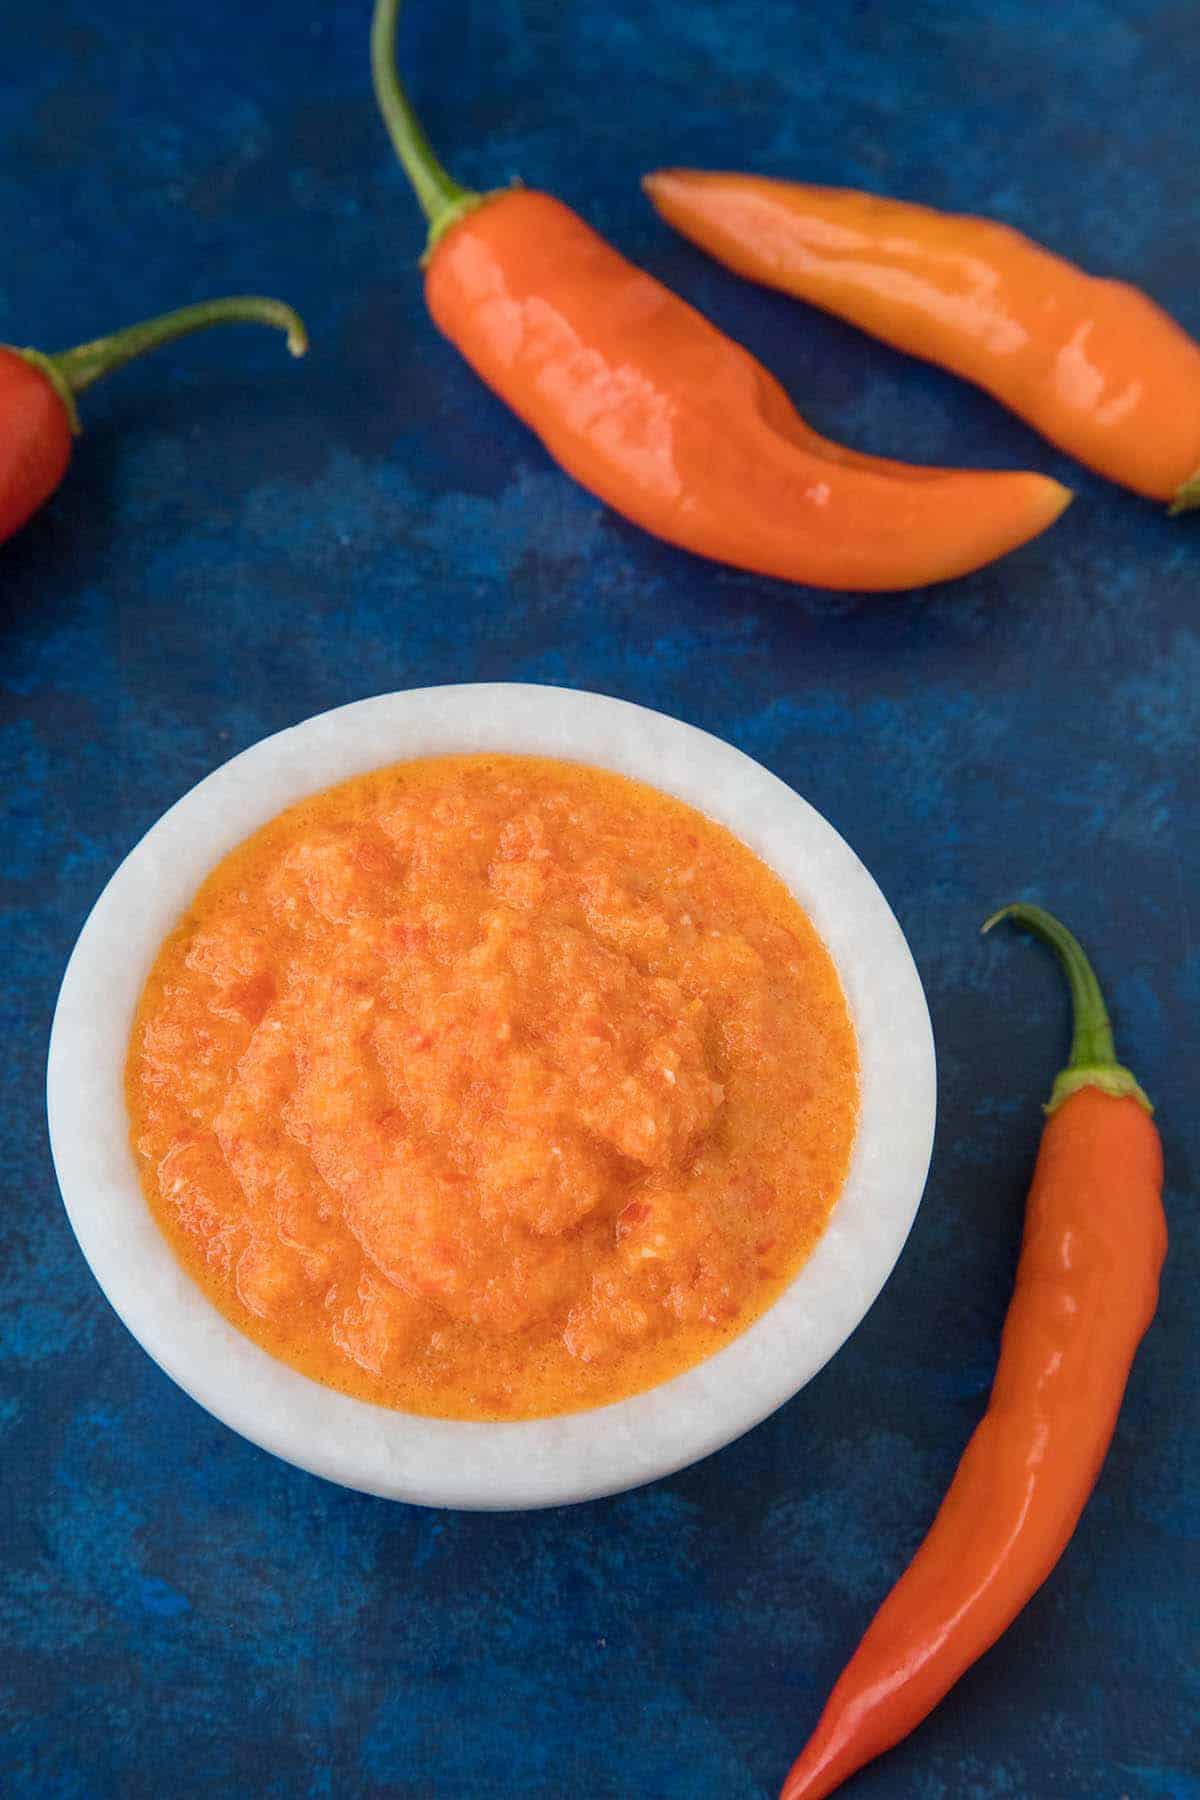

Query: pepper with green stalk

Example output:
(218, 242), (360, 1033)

(783, 903), (1166, 1799)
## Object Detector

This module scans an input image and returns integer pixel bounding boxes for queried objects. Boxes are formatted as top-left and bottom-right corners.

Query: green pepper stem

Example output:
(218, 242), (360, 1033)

(1169, 465), (1200, 516)
(371, 0), (488, 257)
(982, 902), (1152, 1113)
(44, 297), (306, 407)
(13, 298), (305, 435)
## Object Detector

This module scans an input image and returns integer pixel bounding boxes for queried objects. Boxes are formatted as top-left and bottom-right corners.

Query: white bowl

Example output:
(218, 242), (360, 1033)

(47, 685), (935, 1510)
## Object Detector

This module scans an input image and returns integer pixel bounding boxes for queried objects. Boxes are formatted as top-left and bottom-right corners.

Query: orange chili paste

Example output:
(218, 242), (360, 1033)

(126, 755), (858, 1419)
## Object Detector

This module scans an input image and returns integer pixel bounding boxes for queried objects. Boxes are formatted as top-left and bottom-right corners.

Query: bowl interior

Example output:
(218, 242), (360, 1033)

(47, 684), (935, 1509)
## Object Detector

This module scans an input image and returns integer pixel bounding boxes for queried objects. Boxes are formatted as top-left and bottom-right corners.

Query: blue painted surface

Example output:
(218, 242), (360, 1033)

(2, 0), (1197, 1794)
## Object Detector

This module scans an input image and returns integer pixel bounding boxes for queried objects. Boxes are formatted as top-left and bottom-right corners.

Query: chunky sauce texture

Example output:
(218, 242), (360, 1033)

(126, 755), (858, 1419)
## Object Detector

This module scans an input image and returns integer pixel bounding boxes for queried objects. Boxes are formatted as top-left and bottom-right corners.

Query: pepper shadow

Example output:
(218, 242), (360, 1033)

(1, 448), (121, 647)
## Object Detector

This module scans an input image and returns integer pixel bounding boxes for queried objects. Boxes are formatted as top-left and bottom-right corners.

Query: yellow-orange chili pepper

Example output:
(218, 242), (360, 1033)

(780, 903), (1166, 1800)
(645, 171), (1200, 511)
(371, 0), (1070, 591)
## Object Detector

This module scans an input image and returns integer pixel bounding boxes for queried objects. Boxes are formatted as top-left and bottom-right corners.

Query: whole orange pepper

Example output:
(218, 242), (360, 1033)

(372, 0), (1070, 591)
(645, 171), (1200, 511)
(781, 904), (1166, 1800)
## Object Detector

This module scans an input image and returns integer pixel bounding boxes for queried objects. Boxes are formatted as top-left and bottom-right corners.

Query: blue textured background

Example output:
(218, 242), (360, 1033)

(2, 1), (1197, 1795)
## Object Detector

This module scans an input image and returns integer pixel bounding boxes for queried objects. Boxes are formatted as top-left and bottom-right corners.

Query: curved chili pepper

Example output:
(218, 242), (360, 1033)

(781, 903), (1166, 1800)
(0, 296), (307, 546)
(644, 171), (1200, 511)
(371, 0), (1070, 592)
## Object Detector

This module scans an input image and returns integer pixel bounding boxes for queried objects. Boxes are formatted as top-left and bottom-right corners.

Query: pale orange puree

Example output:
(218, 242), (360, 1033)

(126, 755), (858, 1420)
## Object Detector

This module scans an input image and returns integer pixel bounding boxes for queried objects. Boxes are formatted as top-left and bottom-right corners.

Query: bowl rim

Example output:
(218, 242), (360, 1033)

(47, 683), (935, 1510)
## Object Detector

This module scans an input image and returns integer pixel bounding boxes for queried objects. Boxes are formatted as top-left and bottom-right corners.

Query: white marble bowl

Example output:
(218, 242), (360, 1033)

(47, 685), (935, 1509)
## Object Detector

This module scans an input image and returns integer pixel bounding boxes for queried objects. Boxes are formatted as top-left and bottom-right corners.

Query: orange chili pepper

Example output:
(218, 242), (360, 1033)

(781, 903), (1166, 1800)
(371, 1), (1070, 591)
(645, 171), (1200, 512)
(0, 298), (306, 547)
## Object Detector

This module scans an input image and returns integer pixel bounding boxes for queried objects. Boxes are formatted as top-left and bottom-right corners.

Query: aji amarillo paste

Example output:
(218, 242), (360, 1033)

(126, 755), (858, 1420)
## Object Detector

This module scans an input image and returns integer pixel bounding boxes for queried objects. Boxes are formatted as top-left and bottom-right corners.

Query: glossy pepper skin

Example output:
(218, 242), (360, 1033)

(645, 172), (1200, 511)
(0, 348), (74, 542)
(0, 298), (307, 547)
(782, 904), (1166, 1800)
(372, 0), (1070, 592)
